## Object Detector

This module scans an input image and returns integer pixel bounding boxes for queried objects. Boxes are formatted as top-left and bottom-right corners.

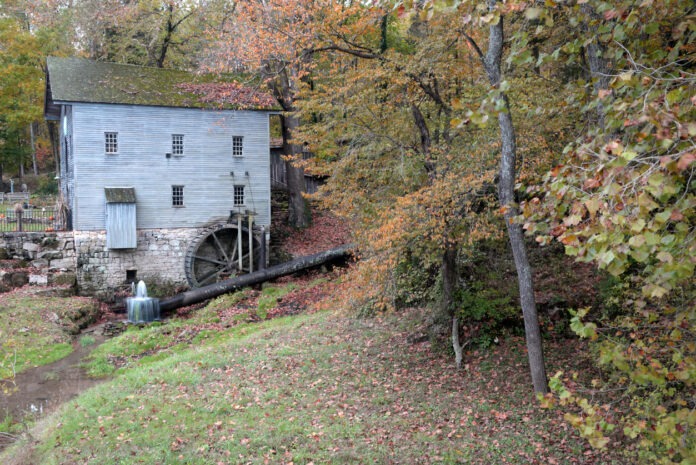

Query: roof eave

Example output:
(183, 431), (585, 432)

(48, 98), (277, 112)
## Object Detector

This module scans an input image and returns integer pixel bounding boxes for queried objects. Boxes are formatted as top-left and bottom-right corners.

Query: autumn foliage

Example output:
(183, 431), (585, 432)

(1, 0), (694, 462)
(519, 1), (695, 462)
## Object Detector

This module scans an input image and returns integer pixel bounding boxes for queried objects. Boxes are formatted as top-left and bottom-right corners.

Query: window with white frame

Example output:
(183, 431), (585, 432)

(232, 136), (243, 157)
(172, 185), (184, 207)
(105, 132), (118, 154)
(172, 134), (184, 156)
(233, 185), (245, 206)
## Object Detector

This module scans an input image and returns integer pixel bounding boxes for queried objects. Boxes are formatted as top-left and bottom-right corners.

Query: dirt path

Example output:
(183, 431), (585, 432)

(0, 326), (105, 426)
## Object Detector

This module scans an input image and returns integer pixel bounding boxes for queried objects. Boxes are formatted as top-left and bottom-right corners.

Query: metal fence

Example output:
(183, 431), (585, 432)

(0, 207), (65, 232)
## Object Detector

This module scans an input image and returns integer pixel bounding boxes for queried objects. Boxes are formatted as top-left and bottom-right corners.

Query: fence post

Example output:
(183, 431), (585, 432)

(14, 204), (23, 232)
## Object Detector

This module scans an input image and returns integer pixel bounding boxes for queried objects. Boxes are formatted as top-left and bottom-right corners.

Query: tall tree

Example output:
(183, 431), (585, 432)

(443, 0), (549, 393)
(69, 0), (201, 68)
(207, 0), (329, 228)
(521, 1), (695, 461)
(0, 15), (47, 181)
(295, 3), (553, 376)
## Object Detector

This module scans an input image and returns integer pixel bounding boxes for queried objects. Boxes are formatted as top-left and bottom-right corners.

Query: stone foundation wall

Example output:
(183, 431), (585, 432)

(73, 228), (199, 297)
(2, 227), (268, 299)
(0, 231), (78, 291)
(0, 231), (76, 269)
(1, 228), (199, 298)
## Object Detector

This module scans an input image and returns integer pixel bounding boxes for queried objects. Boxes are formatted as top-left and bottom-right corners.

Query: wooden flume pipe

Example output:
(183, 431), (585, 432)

(158, 243), (355, 313)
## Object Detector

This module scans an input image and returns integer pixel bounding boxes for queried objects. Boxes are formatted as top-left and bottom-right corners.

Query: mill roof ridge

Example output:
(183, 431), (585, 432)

(46, 56), (277, 111)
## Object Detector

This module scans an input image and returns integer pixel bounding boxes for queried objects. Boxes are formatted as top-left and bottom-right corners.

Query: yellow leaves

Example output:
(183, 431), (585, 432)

(480, 11), (500, 26)
(559, 234), (578, 246)
(630, 218), (646, 233)
(584, 198), (600, 218)
(656, 251), (673, 263)
(563, 214), (582, 226)
(618, 71), (634, 82)
(637, 192), (659, 211)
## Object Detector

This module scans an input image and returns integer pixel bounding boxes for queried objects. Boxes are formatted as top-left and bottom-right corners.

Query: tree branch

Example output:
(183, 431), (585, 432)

(461, 31), (485, 62)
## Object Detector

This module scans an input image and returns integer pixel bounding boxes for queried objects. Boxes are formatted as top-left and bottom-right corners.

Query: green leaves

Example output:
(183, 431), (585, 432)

(519, 1), (696, 462)
(569, 308), (598, 340)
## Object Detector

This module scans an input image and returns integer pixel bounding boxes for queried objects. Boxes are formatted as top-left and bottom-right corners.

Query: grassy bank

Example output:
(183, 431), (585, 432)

(3, 303), (628, 464)
(0, 290), (99, 379)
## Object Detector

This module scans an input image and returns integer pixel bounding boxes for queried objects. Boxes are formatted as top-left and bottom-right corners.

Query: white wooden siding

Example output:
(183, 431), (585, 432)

(106, 203), (137, 248)
(59, 105), (76, 226)
(69, 103), (271, 230)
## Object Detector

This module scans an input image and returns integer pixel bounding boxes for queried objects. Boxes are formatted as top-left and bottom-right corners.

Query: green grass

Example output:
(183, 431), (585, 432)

(0, 294), (98, 378)
(4, 308), (629, 465)
(84, 284), (309, 378)
(0, 222), (53, 233)
(256, 283), (298, 319)
(78, 335), (96, 347)
(84, 289), (271, 378)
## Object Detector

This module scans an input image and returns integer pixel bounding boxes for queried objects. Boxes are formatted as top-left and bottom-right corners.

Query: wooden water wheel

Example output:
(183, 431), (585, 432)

(184, 224), (261, 288)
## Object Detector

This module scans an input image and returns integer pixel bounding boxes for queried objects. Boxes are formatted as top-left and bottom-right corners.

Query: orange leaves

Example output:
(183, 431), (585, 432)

(175, 82), (276, 110)
(583, 178), (601, 190)
(549, 165), (564, 178)
(669, 209), (684, 222)
(677, 152), (695, 171)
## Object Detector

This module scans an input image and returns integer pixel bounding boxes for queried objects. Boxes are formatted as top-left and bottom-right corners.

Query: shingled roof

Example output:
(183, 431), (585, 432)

(45, 57), (277, 116)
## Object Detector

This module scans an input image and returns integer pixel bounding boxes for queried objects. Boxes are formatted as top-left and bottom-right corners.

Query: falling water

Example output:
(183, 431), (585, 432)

(125, 280), (161, 323)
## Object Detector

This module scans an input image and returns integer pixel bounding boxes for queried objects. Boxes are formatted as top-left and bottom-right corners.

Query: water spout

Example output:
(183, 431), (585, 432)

(126, 280), (160, 323)
(136, 280), (147, 298)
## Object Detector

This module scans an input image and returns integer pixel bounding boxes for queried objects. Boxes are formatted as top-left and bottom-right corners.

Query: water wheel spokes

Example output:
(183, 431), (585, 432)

(192, 255), (228, 267)
(197, 267), (227, 287)
(185, 225), (261, 288)
(210, 231), (230, 263)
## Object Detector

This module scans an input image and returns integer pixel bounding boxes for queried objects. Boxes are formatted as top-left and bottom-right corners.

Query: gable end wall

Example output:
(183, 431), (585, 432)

(70, 103), (271, 231)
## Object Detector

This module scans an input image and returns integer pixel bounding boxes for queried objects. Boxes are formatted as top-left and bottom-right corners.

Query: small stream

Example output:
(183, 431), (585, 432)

(2, 280), (159, 433)
(0, 326), (106, 428)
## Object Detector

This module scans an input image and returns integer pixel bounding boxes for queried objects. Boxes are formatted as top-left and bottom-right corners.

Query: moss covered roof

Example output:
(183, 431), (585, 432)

(104, 187), (136, 203)
(46, 57), (277, 111)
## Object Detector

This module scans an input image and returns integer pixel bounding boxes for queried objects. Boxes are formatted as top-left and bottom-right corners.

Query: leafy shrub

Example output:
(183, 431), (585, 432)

(34, 175), (58, 196)
(455, 283), (520, 348)
(392, 253), (438, 309)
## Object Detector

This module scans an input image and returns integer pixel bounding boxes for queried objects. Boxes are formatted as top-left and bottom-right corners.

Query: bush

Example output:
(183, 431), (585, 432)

(455, 283), (520, 348)
(392, 253), (438, 309)
(34, 175), (58, 196)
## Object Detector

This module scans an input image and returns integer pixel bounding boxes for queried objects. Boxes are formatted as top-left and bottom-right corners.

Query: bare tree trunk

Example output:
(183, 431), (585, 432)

(30, 122), (38, 176)
(581, 4), (612, 131)
(154, 3), (195, 68)
(452, 315), (468, 369)
(281, 114), (309, 228)
(17, 133), (24, 180)
(442, 244), (467, 368)
(263, 61), (309, 229)
(481, 0), (548, 393)
(47, 121), (60, 176)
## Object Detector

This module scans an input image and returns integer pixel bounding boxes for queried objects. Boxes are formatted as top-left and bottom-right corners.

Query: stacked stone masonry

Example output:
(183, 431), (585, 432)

(1, 228), (198, 297)
(74, 228), (198, 296)
(0, 232), (76, 266)
(0, 231), (77, 290)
